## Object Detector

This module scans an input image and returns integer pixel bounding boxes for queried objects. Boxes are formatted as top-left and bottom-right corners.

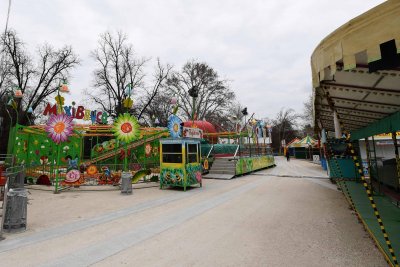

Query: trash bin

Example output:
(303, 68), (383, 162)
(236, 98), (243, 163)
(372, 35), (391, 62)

(3, 188), (28, 232)
(321, 158), (327, 171)
(121, 172), (132, 194)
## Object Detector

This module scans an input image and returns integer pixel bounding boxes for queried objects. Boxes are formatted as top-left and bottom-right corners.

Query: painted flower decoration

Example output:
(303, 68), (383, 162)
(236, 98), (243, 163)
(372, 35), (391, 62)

(86, 165), (98, 175)
(113, 113), (140, 143)
(167, 115), (182, 138)
(45, 114), (74, 144)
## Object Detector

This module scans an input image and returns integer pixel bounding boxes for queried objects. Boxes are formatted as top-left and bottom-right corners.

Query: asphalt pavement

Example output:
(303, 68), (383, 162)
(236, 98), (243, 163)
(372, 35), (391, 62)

(0, 156), (388, 267)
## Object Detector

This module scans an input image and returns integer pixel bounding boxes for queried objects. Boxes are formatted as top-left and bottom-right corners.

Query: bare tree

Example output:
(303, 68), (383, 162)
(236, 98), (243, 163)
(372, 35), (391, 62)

(86, 31), (148, 118)
(301, 93), (313, 125)
(300, 93), (314, 136)
(0, 29), (79, 153)
(166, 60), (235, 121)
(137, 89), (173, 127)
(137, 58), (173, 121)
(0, 48), (12, 100)
(272, 108), (299, 154)
(1, 30), (79, 123)
(207, 102), (245, 132)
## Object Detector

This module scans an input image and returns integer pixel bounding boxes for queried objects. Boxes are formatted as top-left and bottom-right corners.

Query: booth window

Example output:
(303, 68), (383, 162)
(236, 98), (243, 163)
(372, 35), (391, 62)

(187, 143), (198, 163)
(162, 144), (182, 163)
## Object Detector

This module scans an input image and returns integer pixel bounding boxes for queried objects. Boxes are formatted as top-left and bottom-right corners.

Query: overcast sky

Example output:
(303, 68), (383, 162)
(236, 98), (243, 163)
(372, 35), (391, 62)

(0, 0), (386, 120)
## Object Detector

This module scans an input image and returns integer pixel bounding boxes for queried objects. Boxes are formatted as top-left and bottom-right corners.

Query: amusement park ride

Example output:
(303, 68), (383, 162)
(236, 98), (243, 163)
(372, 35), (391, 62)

(4, 84), (275, 193)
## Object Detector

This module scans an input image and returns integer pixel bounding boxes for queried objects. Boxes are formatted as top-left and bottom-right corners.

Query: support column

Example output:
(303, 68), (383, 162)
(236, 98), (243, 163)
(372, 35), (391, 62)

(333, 111), (342, 139)
(391, 132), (400, 191)
(365, 137), (374, 193)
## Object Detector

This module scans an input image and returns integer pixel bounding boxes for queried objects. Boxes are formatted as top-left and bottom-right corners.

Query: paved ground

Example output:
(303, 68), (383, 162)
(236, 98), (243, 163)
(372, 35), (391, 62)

(0, 157), (388, 267)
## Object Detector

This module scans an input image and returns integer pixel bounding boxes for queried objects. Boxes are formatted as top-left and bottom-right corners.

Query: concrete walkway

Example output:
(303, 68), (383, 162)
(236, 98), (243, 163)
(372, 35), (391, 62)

(0, 157), (388, 266)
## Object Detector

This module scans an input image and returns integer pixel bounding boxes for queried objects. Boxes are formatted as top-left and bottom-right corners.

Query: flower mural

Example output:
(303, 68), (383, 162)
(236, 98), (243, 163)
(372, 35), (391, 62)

(113, 113), (140, 143)
(167, 115), (182, 138)
(45, 114), (74, 144)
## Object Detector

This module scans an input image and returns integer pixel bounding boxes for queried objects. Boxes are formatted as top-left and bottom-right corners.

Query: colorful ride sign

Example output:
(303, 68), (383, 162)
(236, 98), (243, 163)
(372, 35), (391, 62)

(43, 103), (109, 124)
(182, 127), (203, 139)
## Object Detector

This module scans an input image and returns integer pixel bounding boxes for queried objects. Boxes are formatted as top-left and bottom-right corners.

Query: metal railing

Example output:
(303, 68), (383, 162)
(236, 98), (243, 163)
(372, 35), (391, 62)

(233, 145), (240, 158)
(206, 145), (214, 159)
(0, 154), (15, 169)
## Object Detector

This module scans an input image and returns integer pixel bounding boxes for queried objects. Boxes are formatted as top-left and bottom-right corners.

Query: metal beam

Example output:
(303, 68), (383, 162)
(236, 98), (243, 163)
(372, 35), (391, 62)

(316, 104), (390, 116)
(323, 82), (400, 95)
(330, 96), (400, 108)
(319, 113), (373, 124)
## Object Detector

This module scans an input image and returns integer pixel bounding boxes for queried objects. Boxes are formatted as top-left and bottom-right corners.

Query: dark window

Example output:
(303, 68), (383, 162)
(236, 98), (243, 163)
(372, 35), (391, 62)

(162, 144), (182, 153)
(187, 144), (197, 153)
(162, 154), (182, 163)
(162, 144), (182, 163)
(187, 143), (198, 163)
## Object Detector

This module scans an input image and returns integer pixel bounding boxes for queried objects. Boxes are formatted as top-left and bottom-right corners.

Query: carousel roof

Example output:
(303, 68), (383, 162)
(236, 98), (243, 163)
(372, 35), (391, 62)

(289, 136), (317, 148)
(287, 138), (301, 147)
(311, 0), (400, 140)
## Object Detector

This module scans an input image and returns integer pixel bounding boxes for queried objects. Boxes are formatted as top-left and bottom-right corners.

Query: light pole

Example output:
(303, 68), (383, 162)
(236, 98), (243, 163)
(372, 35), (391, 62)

(188, 85), (199, 123)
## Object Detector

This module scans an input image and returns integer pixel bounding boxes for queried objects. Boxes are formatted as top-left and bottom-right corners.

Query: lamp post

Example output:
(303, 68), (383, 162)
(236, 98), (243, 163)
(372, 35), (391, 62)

(188, 85), (199, 123)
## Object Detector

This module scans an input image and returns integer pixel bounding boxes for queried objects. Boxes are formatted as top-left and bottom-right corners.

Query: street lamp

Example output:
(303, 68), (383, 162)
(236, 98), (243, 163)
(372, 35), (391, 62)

(188, 85), (199, 122)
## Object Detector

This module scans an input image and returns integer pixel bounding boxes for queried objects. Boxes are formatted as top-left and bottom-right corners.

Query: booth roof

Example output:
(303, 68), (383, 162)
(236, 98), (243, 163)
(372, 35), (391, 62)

(311, 0), (400, 139)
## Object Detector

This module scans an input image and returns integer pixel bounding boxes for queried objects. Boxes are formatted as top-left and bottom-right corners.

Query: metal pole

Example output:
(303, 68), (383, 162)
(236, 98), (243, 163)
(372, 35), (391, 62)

(391, 132), (400, 191)
(191, 97), (196, 122)
(54, 143), (61, 193)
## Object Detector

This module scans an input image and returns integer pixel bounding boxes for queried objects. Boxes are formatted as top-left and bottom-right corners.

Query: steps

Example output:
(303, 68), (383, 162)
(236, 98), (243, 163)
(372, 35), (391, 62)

(84, 132), (167, 165)
(203, 158), (236, 180)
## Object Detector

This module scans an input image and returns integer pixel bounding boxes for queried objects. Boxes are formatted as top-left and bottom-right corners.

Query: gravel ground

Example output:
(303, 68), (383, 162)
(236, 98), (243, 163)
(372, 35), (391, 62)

(0, 156), (388, 267)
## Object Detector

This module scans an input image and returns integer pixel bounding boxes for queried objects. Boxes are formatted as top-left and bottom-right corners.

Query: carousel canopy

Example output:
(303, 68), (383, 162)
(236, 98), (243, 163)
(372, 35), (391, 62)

(287, 138), (301, 147)
(289, 136), (317, 148)
(311, 0), (400, 140)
